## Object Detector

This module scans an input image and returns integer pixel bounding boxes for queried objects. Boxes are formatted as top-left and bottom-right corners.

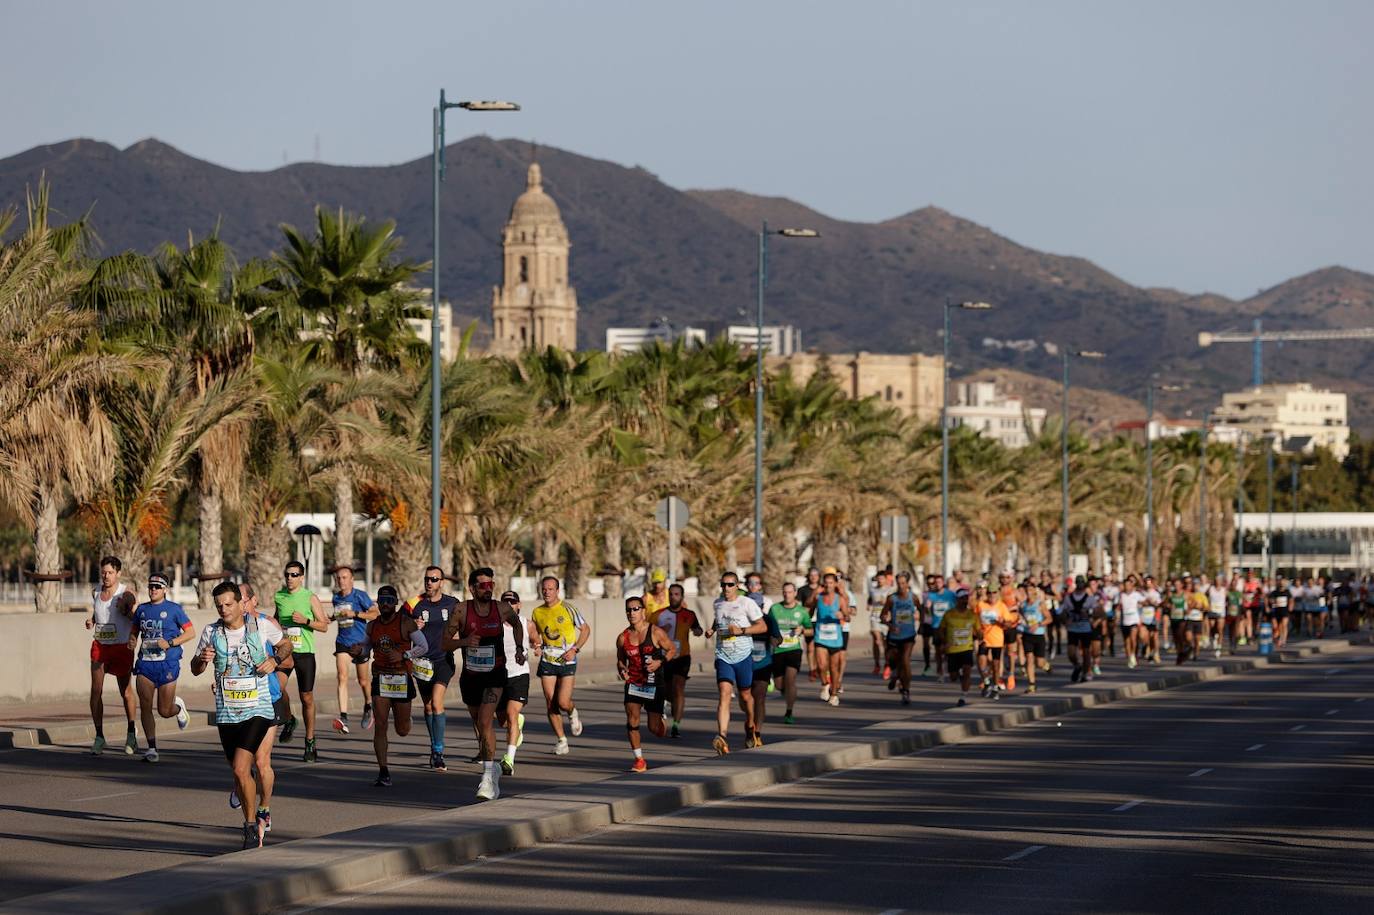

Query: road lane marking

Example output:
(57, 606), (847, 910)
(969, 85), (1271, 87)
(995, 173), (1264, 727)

(1355, 698), (1366, 703)
(1325, 709), (1338, 716)
(1245, 744), (1265, 751)
(1112, 799), (1143, 812)
(72, 791), (140, 802)
(878, 910), (906, 915)
(1188, 768), (1213, 777)
(1290, 725), (1306, 732)
(1325, 668), (1345, 675)
(1003, 845), (1046, 862)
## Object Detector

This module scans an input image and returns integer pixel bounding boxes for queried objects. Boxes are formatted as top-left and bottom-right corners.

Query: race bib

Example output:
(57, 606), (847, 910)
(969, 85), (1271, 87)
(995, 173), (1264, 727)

(953, 626), (973, 644)
(141, 641), (166, 661)
(671, 638), (682, 655)
(93, 623), (119, 645)
(780, 632), (801, 650)
(627, 682), (657, 701)
(817, 622), (840, 642)
(1141, 608), (1156, 623)
(751, 642), (768, 663)
(465, 644), (496, 673)
(895, 608), (915, 627)
(543, 644), (567, 661)
(287, 627), (306, 651)
(222, 676), (259, 710)
(412, 657), (435, 682)
(337, 618), (354, 629)
(379, 673), (409, 698)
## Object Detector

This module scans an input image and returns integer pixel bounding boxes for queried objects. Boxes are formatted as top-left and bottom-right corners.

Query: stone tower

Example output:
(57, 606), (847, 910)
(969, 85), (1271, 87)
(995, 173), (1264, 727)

(490, 162), (578, 353)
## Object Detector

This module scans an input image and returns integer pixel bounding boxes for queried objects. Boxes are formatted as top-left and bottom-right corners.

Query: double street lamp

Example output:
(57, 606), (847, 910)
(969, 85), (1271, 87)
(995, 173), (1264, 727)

(1061, 349), (1105, 576)
(430, 91), (519, 565)
(940, 300), (993, 577)
(753, 222), (819, 573)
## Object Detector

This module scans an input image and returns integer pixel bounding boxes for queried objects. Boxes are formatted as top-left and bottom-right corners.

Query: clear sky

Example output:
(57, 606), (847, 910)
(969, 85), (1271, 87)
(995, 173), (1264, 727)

(3, 0), (1370, 298)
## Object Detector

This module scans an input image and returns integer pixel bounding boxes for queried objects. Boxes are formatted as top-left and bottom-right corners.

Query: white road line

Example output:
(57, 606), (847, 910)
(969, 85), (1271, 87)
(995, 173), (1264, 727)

(1325, 668), (1345, 675)
(878, 909), (906, 915)
(1003, 844), (1047, 862)
(1325, 709), (1339, 716)
(1289, 725), (1306, 732)
(1245, 744), (1265, 752)
(72, 790), (139, 802)
(1112, 799), (1143, 812)
(1355, 698), (1366, 704)
(1188, 768), (1213, 777)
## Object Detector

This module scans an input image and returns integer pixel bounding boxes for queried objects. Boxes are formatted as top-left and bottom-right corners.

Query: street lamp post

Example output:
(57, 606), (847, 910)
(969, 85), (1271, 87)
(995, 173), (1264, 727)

(1061, 349), (1105, 576)
(1144, 381), (1184, 578)
(754, 222), (819, 573)
(430, 91), (519, 566)
(940, 300), (992, 578)
(1199, 409), (1210, 573)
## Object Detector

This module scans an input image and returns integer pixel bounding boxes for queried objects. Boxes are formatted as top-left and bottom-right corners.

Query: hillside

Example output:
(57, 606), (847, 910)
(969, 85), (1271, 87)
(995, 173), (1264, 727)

(3, 137), (1372, 429)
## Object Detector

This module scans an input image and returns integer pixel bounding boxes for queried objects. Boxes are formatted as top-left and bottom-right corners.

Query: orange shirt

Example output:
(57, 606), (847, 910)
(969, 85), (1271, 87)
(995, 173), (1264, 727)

(977, 600), (1009, 648)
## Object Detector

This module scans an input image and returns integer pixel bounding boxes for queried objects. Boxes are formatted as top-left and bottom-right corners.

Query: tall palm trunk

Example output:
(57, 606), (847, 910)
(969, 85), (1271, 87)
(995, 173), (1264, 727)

(334, 477), (354, 570)
(696, 547), (721, 604)
(33, 485), (62, 613)
(602, 527), (623, 600)
(197, 481), (224, 611)
(247, 521), (292, 609)
(386, 514), (429, 598)
(764, 526), (793, 590)
(565, 538), (588, 599)
(103, 534), (149, 597)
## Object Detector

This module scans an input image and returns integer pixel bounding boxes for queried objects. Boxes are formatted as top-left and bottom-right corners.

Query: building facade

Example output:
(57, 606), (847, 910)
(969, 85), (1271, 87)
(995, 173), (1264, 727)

(605, 325), (708, 353)
(405, 289), (457, 362)
(726, 324), (802, 356)
(490, 163), (578, 354)
(775, 351), (944, 423)
(945, 381), (1046, 448)
(1211, 383), (1349, 459)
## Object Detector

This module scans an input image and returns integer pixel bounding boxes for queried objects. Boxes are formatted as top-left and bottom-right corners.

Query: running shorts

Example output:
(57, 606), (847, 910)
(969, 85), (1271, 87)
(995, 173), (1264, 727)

(623, 682), (665, 716)
(459, 671), (504, 707)
(272, 695), (291, 726)
(886, 634), (916, 648)
(1186, 621), (1204, 636)
(714, 655), (754, 689)
(1120, 624), (1137, 639)
(133, 658), (179, 685)
(536, 657), (578, 679)
(919, 622), (936, 638)
(371, 671), (417, 703)
(1023, 634), (1047, 658)
(91, 642), (134, 679)
(946, 650), (974, 672)
(217, 716), (272, 762)
(1068, 630), (1094, 648)
(869, 611), (888, 636)
(771, 651), (801, 679)
(415, 653), (457, 702)
(1141, 622), (1158, 632)
(661, 656), (691, 682)
(281, 653), (317, 691)
(979, 645), (1003, 661)
(500, 673), (530, 706)
(334, 642), (368, 663)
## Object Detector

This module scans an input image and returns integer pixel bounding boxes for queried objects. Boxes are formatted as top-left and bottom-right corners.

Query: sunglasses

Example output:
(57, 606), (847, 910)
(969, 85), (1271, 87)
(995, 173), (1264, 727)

(475, 580), (495, 589)
(285, 571), (303, 579)
(149, 584), (166, 590)
(720, 581), (738, 588)
(424, 576), (442, 584)
(626, 606), (644, 613)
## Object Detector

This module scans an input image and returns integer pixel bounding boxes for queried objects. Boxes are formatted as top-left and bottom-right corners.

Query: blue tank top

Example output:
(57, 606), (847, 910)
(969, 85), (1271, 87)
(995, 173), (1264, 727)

(889, 593), (918, 640)
(814, 593), (844, 649)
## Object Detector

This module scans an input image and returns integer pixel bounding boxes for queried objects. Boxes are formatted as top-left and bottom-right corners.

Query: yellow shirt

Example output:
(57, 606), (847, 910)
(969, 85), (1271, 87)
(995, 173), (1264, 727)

(532, 600), (586, 660)
(644, 589), (671, 616)
(941, 608), (979, 654)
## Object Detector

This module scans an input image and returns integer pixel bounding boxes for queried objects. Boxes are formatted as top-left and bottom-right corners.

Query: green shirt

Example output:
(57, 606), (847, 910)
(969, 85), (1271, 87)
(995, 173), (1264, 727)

(770, 602), (810, 653)
(274, 587), (317, 654)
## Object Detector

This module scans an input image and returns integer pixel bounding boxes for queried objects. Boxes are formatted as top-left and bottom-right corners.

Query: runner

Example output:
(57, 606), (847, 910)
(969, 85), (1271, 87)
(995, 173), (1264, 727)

(496, 590), (537, 776)
(1268, 575), (1293, 648)
(273, 560), (328, 762)
(881, 572), (919, 704)
(1336, 576), (1358, 635)
(648, 582), (701, 737)
(939, 589), (979, 706)
(1166, 577), (1187, 655)
(747, 578), (782, 746)
(1100, 574), (1121, 657)
(128, 573), (193, 761)
(442, 567), (526, 800)
(643, 569), (671, 618)
(1225, 573), (1245, 653)
(1062, 576), (1098, 682)
(997, 574), (1023, 690)
(329, 565), (377, 735)
(192, 581), (283, 849)
(408, 566), (459, 771)
(806, 571), (850, 706)
(1019, 584), (1050, 692)
(1314, 574), (1331, 638)
(617, 595), (676, 771)
(1241, 569), (1263, 645)
(1205, 573), (1228, 658)
(1180, 577), (1209, 664)
(1118, 574), (1143, 669)
(706, 571), (767, 755)
(796, 567), (823, 680)
(87, 556), (139, 756)
(532, 575), (589, 756)
(769, 582), (810, 723)
(923, 574), (956, 680)
(868, 566), (896, 678)
(974, 583), (1010, 699)
(1141, 575), (1163, 663)
(227, 583), (291, 827)
(362, 585), (426, 787)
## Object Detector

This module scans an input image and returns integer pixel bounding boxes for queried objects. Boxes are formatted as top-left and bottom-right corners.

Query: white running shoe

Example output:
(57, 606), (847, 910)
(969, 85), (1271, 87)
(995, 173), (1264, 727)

(476, 773), (497, 801)
(174, 696), (189, 730)
(819, 684), (831, 702)
(828, 694), (840, 707)
(569, 709), (584, 737)
(143, 747), (159, 763)
(553, 738), (570, 756)
(1127, 656), (1137, 670)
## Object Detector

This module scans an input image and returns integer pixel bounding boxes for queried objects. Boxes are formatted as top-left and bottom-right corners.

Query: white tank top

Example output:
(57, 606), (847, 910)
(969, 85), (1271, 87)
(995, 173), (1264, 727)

(503, 610), (530, 678)
(92, 583), (134, 644)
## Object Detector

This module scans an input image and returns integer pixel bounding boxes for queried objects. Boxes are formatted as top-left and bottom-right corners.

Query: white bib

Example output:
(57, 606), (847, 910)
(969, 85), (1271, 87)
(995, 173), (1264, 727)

(627, 682), (657, 701)
(222, 676), (259, 710)
(287, 627), (306, 651)
(412, 657), (435, 682)
(465, 644), (496, 673)
(93, 623), (120, 645)
(818, 622), (840, 642)
(378, 673), (409, 698)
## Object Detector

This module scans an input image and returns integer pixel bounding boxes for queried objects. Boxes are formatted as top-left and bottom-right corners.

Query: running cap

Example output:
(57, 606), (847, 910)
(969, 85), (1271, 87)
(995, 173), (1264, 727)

(650, 568), (667, 583)
(377, 585), (399, 602)
(501, 590), (520, 602)
(1074, 575), (1087, 587)
(148, 573), (170, 589)
(822, 566), (839, 575)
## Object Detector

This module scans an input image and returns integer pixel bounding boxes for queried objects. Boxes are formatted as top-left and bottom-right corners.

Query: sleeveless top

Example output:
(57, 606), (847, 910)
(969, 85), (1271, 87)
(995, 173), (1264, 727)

(367, 612), (415, 674)
(814, 592), (844, 649)
(621, 627), (661, 687)
(92, 583), (133, 645)
(889, 592), (918, 640)
(462, 600), (506, 676)
(209, 617), (275, 725)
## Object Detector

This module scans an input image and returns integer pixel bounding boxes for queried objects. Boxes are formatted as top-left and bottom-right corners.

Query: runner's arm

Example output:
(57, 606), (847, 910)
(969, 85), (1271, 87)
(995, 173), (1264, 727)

(880, 594), (894, 625)
(306, 594), (330, 632)
(440, 613), (465, 651)
(499, 600), (526, 657)
(615, 632), (629, 679)
(651, 624), (677, 662)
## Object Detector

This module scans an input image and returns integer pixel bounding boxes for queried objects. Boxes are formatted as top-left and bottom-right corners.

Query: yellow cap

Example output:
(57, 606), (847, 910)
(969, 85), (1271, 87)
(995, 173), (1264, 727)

(650, 568), (667, 583)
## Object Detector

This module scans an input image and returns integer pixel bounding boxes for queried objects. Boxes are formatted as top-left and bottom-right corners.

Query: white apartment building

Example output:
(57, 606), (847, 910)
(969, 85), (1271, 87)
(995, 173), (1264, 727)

(727, 324), (802, 356)
(945, 381), (1046, 448)
(1211, 383), (1349, 459)
(405, 289), (458, 362)
(604, 325), (707, 353)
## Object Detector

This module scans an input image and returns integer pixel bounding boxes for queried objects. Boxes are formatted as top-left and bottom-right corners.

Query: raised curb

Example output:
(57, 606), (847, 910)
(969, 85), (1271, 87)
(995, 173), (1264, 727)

(8, 633), (1367, 914)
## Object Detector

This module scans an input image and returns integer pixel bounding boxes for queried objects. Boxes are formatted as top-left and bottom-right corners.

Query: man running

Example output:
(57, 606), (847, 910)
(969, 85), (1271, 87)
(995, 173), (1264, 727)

(747, 581), (782, 747)
(769, 582), (810, 723)
(442, 567), (525, 801)
(1100, 574), (1121, 657)
(1118, 575), (1142, 670)
(363, 585), (427, 787)
(329, 565), (377, 735)
(1205, 574), (1228, 658)
(1019, 585), (1050, 693)
(128, 573), (193, 761)
(409, 566), (459, 771)
(643, 569), (671, 618)
(923, 574), (956, 680)
(617, 595), (676, 772)
(192, 581), (283, 849)
(1268, 575), (1293, 648)
(974, 583), (1010, 699)
(496, 590), (537, 776)
(532, 576), (590, 756)
(87, 556), (138, 756)
(648, 582), (701, 738)
(1062, 576), (1098, 682)
(796, 567), (822, 679)
(806, 570), (850, 706)
(273, 560), (328, 762)
(1141, 575), (1163, 663)
(881, 572), (919, 704)
(706, 572), (767, 755)
(1180, 577), (1209, 663)
(868, 566), (896, 678)
(939, 590), (979, 706)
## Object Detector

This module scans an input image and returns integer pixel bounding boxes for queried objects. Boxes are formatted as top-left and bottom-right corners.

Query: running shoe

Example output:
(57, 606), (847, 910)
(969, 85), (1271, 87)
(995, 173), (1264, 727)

(143, 747), (159, 763)
(432, 752), (448, 772)
(569, 708), (583, 737)
(500, 754), (516, 776)
(1026, 684), (1038, 694)
(882, 665), (891, 679)
(712, 734), (730, 756)
(466, 751), (482, 763)
(476, 773), (499, 801)
(670, 722), (681, 738)
(303, 738), (317, 763)
(888, 676), (898, 691)
(957, 696), (967, 707)
(1070, 666), (1081, 683)
(516, 713), (526, 748)
(332, 716), (350, 734)
(256, 808), (272, 834)
(900, 690), (911, 706)
(374, 770), (392, 787)
(242, 822), (261, 850)
(828, 694), (840, 707)
(91, 736), (105, 756)
(124, 731), (137, 755)
(1005, 673), (1016, 691)
(280, 716), (297, 744)
(922, 664), (931, 678)
(872, 665), (882, 676)
(783, 713), (796, 725)
(553, 738), (570, 756)
(819, 684), (831, 702)
(1127, 655), (1137, 670)
(631, 757), (648, 773)
(1215, 648), (1222, 659)
(174, 696), (189, 730)
(229, 787), (241, 808)
(361, 706), (374, 731)
(1091, 663), (1102, 677)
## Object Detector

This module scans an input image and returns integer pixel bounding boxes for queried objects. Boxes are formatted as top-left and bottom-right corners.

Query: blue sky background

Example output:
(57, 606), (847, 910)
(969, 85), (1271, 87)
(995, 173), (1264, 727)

(3, 0), (1370, 297)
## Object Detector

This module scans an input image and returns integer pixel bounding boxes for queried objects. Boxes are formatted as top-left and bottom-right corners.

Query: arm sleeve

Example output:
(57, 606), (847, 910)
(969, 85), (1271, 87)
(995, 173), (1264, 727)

(409, 629), (429, 657)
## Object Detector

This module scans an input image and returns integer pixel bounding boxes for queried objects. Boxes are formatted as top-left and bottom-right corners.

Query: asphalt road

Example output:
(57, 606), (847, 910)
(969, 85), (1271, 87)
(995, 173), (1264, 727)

(277, 646), (1374, 915)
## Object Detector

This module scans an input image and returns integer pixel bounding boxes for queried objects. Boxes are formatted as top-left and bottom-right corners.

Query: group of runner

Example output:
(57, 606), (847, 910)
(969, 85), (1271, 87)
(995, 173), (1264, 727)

(86, 554), (1371, 850)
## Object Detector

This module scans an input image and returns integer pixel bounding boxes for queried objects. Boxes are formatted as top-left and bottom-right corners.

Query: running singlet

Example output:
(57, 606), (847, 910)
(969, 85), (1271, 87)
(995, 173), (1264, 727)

(1063, 592), (1095, 633)
(1118, 591), (1142, 627)
(274, 588), (317, 654)
(199, 616), (281, 725)
(410, 594), (459, 660)
(1101, 585), (1120, 619)
(91, 583), (134, 645)
(1185, 593), (1208, 622)
(621, 628), (660, 687)
(978, 602), (1007, 648)
(1021, 602), (1048, 636)
(926, 589), (956, 628)
(1168, 594), (1187, 621)
(770, 603), (810, 653)
(461, 601), (506, 675)
(132, 599), (192, 663)
(533, 600), (586, 662)
(1141, 589), (1161, 624)
(366, 612), (418, 674)
(1207, 586), (1228, 616)
(504, 610), (530, 678)
(1269, 589), (1291, 612)
(752, 612), (780, 669)
(649, 606), (697, 658)
(332, 588), (373, 649)
(888, 593), (918, 640)
(713, 595), (764, 662)
(812, 592), (845, 651)
(941, 608), (978, 653)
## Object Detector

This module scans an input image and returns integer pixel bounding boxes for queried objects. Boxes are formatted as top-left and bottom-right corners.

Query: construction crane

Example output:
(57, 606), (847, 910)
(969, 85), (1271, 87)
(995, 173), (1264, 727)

(1198, 318), (1374, 386)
